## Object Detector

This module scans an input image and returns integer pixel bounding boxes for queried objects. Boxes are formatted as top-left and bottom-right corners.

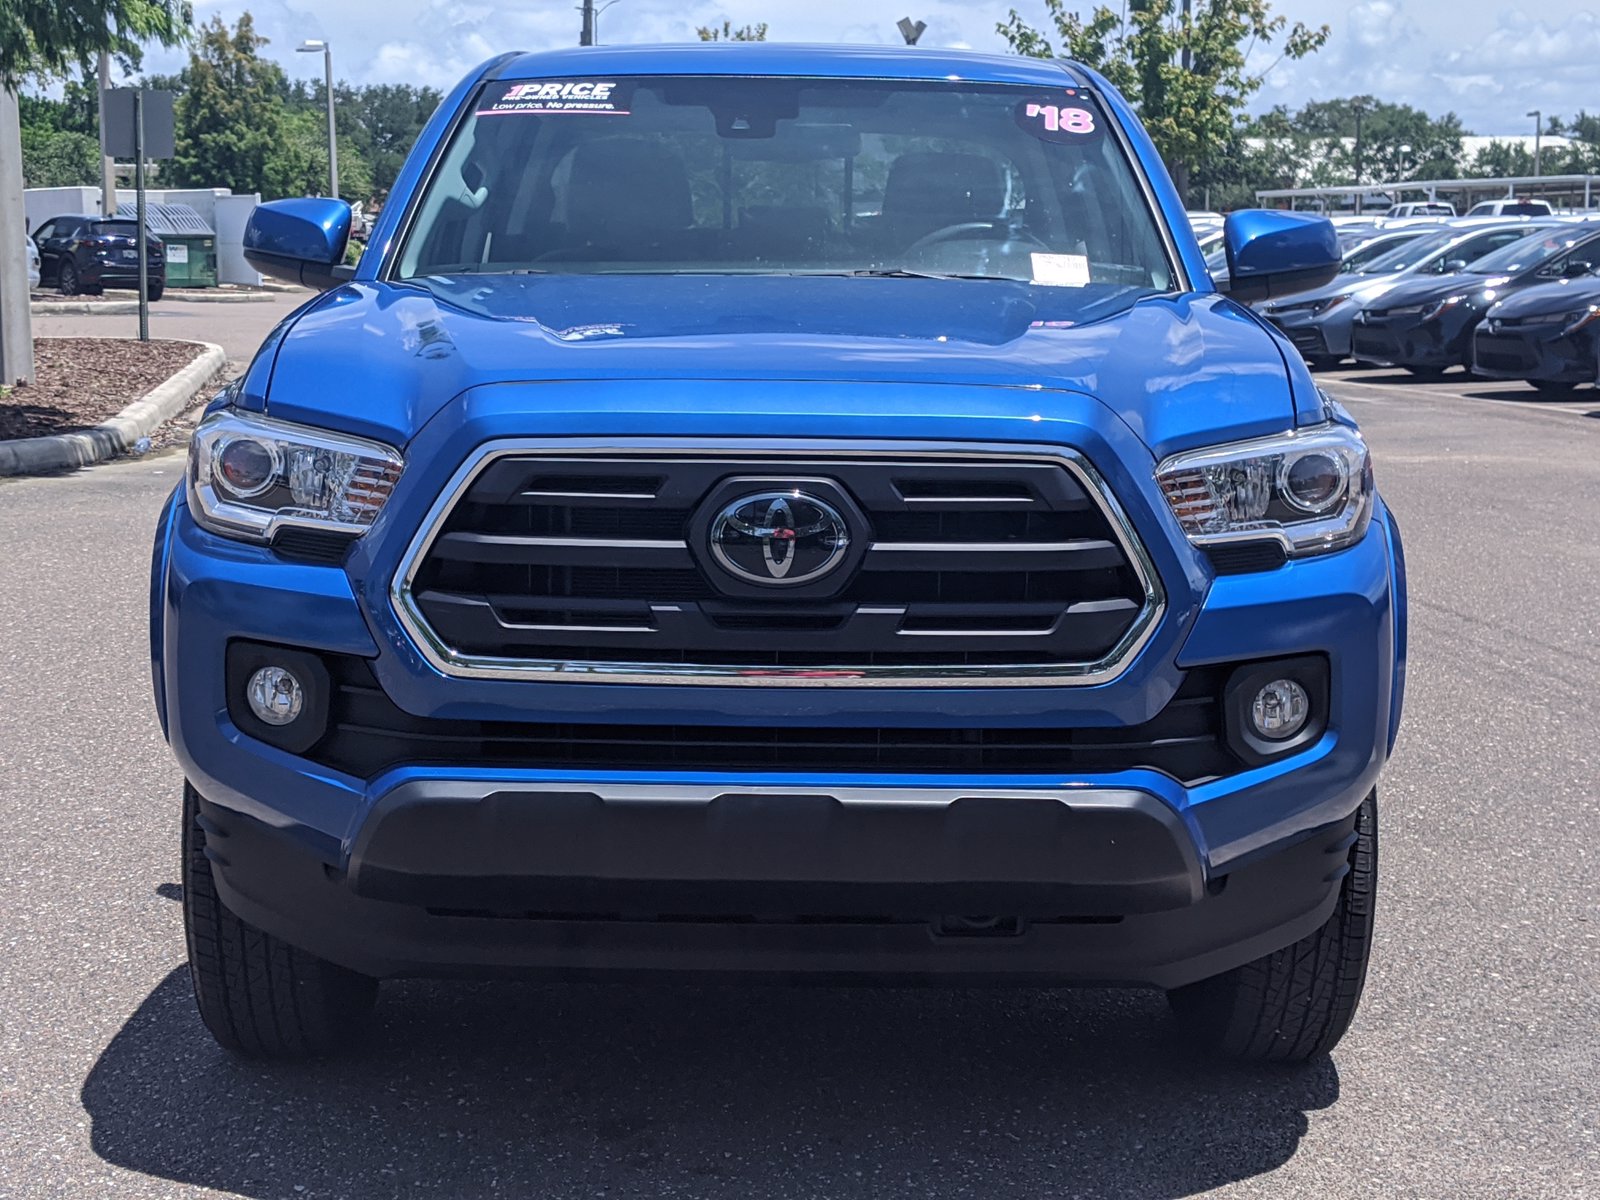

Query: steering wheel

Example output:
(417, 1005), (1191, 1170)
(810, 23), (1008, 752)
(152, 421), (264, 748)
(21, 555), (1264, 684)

(904, 220), (1049, 255)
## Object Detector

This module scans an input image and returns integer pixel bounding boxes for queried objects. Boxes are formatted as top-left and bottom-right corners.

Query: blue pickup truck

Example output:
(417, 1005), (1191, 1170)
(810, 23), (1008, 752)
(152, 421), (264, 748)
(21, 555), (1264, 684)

(151, 44), (1405, 1062)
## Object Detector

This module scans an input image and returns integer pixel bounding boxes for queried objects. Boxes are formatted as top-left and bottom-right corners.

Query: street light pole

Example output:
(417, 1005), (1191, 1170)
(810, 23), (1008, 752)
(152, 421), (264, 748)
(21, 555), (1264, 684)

(579, 0), (595, 46)
(297, 40), (338, 199)
(1526, 109), (1542, 178)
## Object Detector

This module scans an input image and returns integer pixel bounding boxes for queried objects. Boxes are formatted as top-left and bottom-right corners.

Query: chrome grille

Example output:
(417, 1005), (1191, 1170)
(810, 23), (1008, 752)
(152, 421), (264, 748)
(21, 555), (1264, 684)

(392, 441), (1163, 687)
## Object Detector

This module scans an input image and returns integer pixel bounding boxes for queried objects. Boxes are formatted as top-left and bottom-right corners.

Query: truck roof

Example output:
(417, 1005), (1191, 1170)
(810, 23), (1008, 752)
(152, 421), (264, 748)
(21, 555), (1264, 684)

(488, 43), (1092, 89)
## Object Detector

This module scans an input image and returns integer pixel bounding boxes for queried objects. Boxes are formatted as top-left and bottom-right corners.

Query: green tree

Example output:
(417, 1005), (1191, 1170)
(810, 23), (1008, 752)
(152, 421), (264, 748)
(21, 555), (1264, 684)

(1464, 141), (1535, 179)
(1279, 96), (1464, 181)
(20, 127), (100, 186)
(166, 13), (286, 195)
(0, 0), (190, 84)
(264, 107), (372, 200)
(997, 0), (1327, 201)
(697, 20), (768, 40)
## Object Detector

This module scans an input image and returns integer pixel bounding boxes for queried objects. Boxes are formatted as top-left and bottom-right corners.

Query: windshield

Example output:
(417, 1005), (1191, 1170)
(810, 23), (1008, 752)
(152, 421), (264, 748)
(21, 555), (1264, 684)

(1465, 230), (1589, 275)
(1344, 232), (1427, 272)
(91, 220), (142, 239)
(396, 75), (1174, 292)
(1355, 231), (1456, 274)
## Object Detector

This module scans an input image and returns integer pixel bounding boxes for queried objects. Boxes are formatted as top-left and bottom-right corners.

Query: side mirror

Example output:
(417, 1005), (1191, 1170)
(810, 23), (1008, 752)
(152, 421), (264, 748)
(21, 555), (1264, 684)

(1218, 210), (1341, 303)
(1563, 260), (1595, 278)
(243, 197), (355, 291)
(1443, 259), (1468, 274)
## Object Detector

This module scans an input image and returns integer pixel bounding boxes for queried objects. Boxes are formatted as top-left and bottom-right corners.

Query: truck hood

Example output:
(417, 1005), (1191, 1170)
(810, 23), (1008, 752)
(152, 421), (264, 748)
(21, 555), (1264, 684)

(259, 274), (1302, 457)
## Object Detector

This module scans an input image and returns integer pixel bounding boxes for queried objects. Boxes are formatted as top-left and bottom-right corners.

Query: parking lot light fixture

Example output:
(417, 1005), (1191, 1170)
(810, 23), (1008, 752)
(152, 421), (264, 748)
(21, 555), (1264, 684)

(297, 40), (338, 199)
(1526, 110), (1542, 178)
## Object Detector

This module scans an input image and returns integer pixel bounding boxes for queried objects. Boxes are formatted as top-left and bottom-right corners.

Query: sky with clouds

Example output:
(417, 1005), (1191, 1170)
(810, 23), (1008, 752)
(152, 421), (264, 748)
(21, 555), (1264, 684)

(128, 0), (1599, 136)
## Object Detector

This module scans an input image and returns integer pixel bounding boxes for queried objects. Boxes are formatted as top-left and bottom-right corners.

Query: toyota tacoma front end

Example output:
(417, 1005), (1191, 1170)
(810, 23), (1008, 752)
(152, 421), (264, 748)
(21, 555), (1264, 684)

(152, 44), (1406, 1062)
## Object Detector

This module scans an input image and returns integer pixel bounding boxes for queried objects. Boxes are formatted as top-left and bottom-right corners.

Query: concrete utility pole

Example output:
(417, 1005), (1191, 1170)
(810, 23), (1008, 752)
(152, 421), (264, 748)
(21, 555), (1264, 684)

(0, 85), (34, 386)
(297, 41), (338, 199)
(579, 0), (595, 46)
(98, 52), (117, 216)
(1173, 0), (1193, 204)
(1350, 97), (1369, 213)
(1526, 110), (1542, 178)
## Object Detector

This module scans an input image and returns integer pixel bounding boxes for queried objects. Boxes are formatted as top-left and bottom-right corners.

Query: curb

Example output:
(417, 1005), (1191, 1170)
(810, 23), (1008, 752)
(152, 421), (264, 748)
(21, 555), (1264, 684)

(167, 291), (276, 304)
(0, 340), (226, 476)
(31, 300), (139, 316)
(31, 290), (275, 315)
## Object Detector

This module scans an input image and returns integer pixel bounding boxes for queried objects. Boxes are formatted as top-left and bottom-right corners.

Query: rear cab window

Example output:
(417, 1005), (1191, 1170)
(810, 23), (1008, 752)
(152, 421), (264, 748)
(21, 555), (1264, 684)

(393, 74), (1177, 310)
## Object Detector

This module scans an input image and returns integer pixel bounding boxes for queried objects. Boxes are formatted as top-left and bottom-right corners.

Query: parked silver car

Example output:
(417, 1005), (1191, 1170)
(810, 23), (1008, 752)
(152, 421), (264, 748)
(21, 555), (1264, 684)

(1257, 222), (1555, 367)
(25, 234), (41, 289)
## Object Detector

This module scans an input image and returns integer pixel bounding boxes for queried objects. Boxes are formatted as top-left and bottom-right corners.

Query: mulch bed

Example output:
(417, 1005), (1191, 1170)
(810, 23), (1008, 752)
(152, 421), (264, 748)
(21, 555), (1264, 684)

(0, 337), (207, 440)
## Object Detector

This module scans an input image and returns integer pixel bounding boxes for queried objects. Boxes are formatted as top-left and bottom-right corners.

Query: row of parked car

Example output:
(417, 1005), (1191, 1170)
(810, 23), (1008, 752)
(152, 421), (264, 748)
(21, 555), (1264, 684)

(1192, 210), (1600, 394)
(24, 214), (168, 299)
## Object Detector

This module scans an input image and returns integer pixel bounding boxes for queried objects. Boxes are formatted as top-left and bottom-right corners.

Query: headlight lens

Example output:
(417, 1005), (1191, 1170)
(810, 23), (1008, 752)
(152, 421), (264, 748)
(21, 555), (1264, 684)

(1419, 294), (1467, 321)
(1563, 304), (1600, 333)
(1155, 423), (1374, 557)
(188, 411), (404, 542)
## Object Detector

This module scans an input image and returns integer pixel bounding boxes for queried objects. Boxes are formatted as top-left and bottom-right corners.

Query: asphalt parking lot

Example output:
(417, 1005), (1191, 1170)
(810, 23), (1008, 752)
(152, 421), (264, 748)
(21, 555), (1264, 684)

(1, 350), (1596, 1198)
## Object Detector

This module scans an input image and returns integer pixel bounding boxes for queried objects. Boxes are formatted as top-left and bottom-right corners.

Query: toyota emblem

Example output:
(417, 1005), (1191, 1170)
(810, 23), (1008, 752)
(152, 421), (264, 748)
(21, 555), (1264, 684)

(708, 491), (850, 585)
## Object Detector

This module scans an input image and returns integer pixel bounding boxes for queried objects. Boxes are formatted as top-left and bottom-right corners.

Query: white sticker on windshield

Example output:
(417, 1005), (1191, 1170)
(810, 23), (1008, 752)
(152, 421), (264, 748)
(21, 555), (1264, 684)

(478, 80), (632, 116)
(1031, 253), (1090, 287)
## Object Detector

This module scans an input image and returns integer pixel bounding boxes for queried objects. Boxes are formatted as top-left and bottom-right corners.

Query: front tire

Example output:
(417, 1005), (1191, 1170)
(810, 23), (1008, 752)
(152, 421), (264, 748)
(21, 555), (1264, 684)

(1529, 379), (1579, 396)
(182, 782), (377, 1059)
(57, 260), (80, 296)
(1167, 792), (1377, 1062)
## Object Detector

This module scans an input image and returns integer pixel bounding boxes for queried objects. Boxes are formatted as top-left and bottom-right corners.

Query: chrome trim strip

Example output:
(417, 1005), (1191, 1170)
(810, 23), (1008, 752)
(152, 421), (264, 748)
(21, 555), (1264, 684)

(393, 781), (1159, 809)
(522, 490), (660, 501)
(390, 439), (1167, 688)
(897, 628), (1054, 638)
(900, 495), (1033, 505)
(870, 539), (1112, 554)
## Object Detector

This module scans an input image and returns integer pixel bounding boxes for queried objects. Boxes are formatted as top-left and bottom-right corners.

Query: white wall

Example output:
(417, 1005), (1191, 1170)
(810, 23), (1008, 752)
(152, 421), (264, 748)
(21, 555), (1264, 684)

(213, 194), (262, 286)
(23, 187), (100, 234)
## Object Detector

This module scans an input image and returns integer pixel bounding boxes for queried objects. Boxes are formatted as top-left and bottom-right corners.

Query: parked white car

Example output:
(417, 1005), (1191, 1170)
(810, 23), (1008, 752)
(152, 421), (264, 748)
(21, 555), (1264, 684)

(25, 234), (41, 289)
(1464, 199), (1554, 217)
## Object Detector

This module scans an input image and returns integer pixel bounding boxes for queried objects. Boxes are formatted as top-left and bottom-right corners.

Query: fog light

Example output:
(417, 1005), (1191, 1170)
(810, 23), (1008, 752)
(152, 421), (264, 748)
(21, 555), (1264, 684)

(246, 666), (304, 726)
(1250, 679), (1310, 740)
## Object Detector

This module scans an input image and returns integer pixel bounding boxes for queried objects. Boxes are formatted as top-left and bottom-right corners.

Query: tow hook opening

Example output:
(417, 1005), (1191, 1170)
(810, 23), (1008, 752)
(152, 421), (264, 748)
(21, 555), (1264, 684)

(931, 915), (1028, 939)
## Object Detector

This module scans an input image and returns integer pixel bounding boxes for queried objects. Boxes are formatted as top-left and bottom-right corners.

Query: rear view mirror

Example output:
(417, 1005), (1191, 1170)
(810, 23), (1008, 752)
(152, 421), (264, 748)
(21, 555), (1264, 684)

(243, 197), (355, 291)
(727, 123), (862, 163)
(1219, 210), (1341, 302)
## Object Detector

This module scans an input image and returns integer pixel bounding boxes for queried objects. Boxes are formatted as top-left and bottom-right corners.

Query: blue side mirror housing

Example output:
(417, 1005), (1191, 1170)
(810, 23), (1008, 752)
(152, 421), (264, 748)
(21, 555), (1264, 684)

(1220, 210), (1341, 303)
(243, 197), (356, 291)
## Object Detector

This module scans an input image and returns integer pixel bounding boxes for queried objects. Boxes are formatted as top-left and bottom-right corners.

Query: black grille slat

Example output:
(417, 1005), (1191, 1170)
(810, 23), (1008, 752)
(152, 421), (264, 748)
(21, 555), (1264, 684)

(311, 660), (1236, 783)
(409, 455), (1148, 672)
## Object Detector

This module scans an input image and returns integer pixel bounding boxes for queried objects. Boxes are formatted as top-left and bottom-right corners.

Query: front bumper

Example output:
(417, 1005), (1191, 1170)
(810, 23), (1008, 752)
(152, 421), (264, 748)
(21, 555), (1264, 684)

(1262, 306), (1357, 361)
(1351, 309), (1475, 368)
(154, 469), (1403, 986)
(1474, 324), (1600, 383)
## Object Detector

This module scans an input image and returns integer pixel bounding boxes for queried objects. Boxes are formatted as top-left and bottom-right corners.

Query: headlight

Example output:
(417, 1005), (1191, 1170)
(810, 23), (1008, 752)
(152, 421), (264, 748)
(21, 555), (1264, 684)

(1563, 304), (1600, 334)
(1155, 423), (1374, 557)
(1419, 294), (1467, 321)
(1271, 293), (1352, 317)
(188, 411), (404, 542)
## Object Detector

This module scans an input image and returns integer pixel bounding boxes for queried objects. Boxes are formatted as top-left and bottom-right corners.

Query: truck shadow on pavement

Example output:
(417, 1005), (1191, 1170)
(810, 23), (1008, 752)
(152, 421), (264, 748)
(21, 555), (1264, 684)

(83, 968), (1338, 1199)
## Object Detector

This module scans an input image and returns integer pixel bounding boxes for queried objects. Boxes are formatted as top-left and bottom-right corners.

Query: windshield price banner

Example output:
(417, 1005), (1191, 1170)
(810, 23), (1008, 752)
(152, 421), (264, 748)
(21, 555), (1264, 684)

(478, 79), (633, 116)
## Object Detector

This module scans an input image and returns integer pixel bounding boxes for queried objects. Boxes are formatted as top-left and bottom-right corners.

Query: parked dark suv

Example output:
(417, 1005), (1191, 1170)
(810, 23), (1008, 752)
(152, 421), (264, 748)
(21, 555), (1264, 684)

(31, 214), (166, 299)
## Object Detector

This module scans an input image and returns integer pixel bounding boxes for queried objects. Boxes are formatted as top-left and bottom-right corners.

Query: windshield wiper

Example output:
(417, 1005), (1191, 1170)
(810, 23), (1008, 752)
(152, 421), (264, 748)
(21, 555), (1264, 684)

(836, 268), (1030, 282)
